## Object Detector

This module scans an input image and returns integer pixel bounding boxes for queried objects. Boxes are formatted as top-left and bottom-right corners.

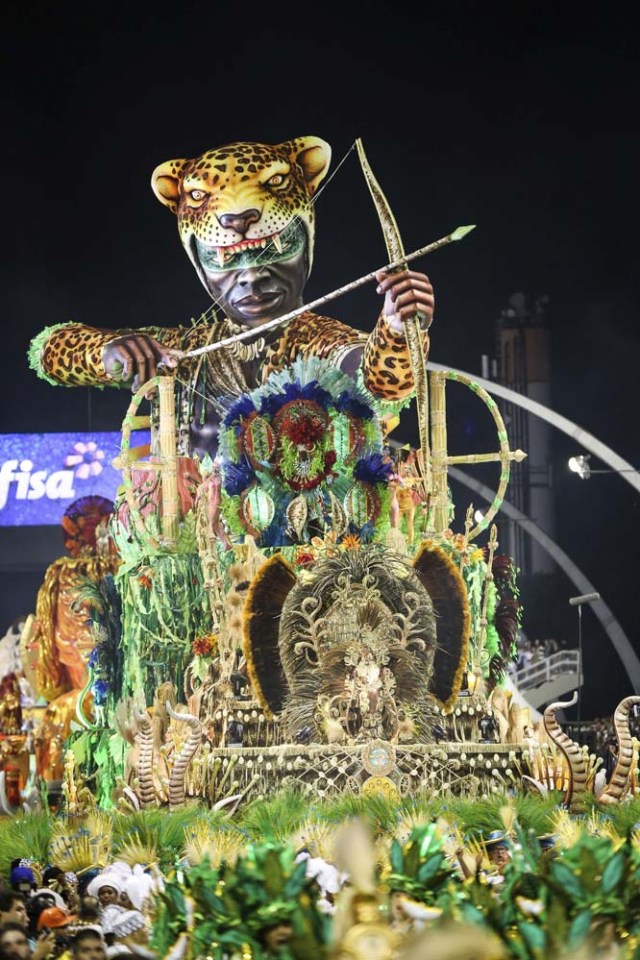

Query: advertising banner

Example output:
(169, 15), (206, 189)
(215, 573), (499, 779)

(0, 432), (149, 526)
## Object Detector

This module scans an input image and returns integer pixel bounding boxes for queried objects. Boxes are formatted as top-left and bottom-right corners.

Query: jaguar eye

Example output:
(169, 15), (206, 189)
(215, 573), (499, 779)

(189, 189), (206, 201)
(265, 174), (287, 188)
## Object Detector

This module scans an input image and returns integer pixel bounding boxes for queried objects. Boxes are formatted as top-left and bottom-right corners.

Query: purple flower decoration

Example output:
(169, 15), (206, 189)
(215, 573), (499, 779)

(93, 679), (110, 705)
(334, 390), (374, 420)
(223, 457), (254, 496)
(64, 441), (105, 479)
(260, 380), (333, 418)
(354, 453), (394, 485)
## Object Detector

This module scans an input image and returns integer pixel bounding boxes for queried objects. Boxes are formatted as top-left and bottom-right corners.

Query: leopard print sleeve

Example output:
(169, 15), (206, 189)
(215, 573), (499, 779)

(28, 321), (192, 387)
(362, 313), (430, 401)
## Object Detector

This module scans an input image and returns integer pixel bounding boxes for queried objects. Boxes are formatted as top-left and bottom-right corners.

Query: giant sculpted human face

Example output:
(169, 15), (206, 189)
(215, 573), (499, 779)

(195, 248), (308, 328)
(151, 137), (331, 327)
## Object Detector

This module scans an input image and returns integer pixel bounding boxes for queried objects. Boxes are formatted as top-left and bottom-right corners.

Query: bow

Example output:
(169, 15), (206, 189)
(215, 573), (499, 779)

(355, 138), (433, 502)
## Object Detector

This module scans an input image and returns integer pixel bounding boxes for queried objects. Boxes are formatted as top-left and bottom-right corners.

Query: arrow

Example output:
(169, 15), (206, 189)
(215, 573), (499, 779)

(177, 225), (476, 362)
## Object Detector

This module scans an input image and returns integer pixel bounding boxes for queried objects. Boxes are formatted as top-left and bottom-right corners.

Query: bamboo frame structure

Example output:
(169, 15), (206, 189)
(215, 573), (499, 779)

(113, 375), (179, 552)
(429, 370), (449, 535)
(158, 377), (179, 550)
(428, 369), (527, 541)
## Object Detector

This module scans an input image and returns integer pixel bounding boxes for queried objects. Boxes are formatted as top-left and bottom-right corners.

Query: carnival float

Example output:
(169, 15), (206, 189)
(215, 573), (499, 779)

(3, 136), (639, 958)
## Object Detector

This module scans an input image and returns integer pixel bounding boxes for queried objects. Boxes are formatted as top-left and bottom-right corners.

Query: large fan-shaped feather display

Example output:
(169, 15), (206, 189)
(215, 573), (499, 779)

(412, 542), (470, 710)
(243, 554), (298, 717)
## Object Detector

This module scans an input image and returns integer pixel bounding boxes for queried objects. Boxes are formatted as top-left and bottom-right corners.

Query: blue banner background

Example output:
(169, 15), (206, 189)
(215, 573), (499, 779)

(0, 432), (149, 526)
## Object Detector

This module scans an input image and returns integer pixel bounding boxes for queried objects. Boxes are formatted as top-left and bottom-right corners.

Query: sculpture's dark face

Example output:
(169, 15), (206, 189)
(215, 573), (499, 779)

(197, 245), (308, 328)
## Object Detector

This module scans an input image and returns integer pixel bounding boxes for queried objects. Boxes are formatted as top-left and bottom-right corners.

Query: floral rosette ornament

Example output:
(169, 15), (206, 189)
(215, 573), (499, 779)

(219, 357), (393, 547)
(272, 398), (334, 491)
(189, 633), (218, 685)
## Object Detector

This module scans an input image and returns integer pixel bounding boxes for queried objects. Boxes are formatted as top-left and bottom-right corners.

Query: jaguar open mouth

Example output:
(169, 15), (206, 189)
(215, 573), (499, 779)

(195, 220), (306, 273)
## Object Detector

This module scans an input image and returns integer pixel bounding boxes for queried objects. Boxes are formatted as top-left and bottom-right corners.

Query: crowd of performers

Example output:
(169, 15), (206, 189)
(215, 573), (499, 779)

(0, 862), (153, 960)
(0, 810), (583, 960)
(0, 836), (520, 960)
(0, 796), (640, 959)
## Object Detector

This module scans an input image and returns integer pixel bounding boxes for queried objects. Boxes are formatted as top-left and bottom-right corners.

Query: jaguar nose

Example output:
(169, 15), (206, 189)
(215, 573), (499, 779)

(218, 208), (261, 235)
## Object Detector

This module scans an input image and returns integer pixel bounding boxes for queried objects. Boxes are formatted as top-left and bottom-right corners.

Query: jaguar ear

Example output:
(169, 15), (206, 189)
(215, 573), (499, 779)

(151, 158), (190, 214)
(286, 137), (332, 195)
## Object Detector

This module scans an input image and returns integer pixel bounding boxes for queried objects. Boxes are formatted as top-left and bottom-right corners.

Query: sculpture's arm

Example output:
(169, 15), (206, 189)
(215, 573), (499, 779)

(332, 269), (434, 402)
(361, 311), (430, 402)
(29, 321), (186, 388)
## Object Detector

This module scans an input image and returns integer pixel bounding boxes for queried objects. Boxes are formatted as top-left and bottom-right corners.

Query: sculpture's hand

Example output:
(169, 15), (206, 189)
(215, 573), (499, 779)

(102, 334), (180, 390)
(376, 269), (434, 335)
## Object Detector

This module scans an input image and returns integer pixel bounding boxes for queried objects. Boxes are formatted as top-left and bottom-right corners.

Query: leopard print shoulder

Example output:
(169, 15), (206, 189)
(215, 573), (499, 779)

(261, 312), (365, 381)
(260, 311), (427, 403)
(29, 320), (219, 387)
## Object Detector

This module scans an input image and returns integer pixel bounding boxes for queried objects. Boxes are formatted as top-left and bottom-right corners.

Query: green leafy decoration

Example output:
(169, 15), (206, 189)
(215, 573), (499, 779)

(518, 920), (546, 955)
(390, 838), (404, 875)
(0, 813), (52, 877)
(567, 909), (593, 949)
(239, 790), (310, 844)
(417, 852), (445, 883)
(548, 860), (585, 900)
(601, 850), (626, 894)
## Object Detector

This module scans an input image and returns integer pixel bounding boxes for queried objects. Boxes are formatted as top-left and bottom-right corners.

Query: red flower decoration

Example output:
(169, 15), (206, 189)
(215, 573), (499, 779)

(284, 416), (326, 446)
(296, 551), (316, 568)
(192, 635), (216, 657)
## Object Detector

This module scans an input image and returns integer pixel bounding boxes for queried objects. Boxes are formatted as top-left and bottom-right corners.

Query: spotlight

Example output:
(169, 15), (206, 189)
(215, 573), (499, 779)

(568, 455), (591, 480)
(567, 455), (637, 480)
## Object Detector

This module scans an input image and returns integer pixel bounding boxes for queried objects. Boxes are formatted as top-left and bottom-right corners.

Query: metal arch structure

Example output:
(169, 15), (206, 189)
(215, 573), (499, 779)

(428, 362), (640, 495)
(425, 358), (640, 690)
(448, 464), (640, 694)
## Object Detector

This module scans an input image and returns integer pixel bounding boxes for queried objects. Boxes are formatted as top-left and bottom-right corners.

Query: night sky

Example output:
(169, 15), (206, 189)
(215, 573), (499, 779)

(3, 3), (639, 715)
